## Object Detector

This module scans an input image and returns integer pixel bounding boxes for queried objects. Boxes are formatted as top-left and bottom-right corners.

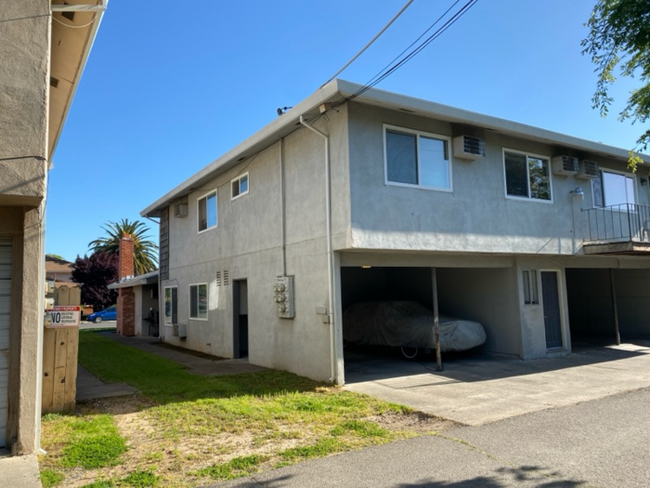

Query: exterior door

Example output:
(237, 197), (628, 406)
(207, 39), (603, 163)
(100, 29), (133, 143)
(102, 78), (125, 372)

(0, 238), (11, 448)
(233, 280), (248, 359)
(541, 271), (563, 349)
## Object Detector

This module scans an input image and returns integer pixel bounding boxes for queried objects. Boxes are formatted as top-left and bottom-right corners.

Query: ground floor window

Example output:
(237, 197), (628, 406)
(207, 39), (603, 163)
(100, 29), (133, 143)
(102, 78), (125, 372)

(189, 283), (208, 320)
(522, 269), (539, 305)
(164, 286), (177, 325)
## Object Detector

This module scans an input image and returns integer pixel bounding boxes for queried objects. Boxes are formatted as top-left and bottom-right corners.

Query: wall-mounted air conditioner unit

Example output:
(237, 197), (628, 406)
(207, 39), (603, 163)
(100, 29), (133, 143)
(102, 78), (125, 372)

(174, 202), (188, 218)
(178, 323), (187, 339)
(577, 160), (599, 179)
(453, 135), (485, 160)
(551, 155), (579, 176)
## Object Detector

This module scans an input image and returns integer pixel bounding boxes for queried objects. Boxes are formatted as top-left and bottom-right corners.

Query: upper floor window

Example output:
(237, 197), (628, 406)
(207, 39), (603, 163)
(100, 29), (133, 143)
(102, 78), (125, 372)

(384, 125), (451, 191)
(592, 170), (636, 208)
(198, 190), (217, 232)
(504, 150), (552, 202)
(189, 283), (208, 320)
(231, 173), (249, 200)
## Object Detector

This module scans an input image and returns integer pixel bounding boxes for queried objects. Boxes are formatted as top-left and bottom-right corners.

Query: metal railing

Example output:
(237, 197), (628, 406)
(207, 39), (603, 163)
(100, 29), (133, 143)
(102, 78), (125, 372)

(583, 203), (650, 243)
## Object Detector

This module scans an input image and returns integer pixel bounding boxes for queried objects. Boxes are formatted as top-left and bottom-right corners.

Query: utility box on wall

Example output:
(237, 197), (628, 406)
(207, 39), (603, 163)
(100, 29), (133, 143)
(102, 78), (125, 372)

(273, 276), (295, 319)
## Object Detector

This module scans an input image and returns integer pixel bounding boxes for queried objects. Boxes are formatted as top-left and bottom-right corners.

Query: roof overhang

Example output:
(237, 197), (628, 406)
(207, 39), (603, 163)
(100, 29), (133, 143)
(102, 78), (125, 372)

(107, 270), (159, 290)
(141, 79), (649, 217)
(49, 0), (108, 160)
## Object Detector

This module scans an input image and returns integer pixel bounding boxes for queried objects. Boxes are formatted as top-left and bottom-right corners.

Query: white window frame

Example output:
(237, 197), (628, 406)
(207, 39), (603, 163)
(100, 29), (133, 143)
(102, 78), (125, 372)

(521, 269), (539, 305)
(163, 286), (178, 326)
(383, 124), (453, 192)
(591, 168), (636, 209)
(231, 172), (249, 200)
(189, 282), (208, 321)
(197, 190), (218, 233)
(502, 148), (553, 204)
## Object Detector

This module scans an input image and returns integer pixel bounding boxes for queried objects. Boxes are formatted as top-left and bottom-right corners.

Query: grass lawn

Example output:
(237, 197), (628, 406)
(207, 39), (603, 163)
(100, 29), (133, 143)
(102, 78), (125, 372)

(39, 331), (456, 487)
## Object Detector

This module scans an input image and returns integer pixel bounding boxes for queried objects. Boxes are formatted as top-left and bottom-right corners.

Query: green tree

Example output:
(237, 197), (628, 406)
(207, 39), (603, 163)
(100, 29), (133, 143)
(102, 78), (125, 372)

(88, 219), (158, 275)
(582, 0), (650, 170)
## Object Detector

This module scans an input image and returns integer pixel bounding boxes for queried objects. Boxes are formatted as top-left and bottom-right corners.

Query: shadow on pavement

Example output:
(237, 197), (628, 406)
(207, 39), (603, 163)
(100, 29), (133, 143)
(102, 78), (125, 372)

(344, 340), (650, 385)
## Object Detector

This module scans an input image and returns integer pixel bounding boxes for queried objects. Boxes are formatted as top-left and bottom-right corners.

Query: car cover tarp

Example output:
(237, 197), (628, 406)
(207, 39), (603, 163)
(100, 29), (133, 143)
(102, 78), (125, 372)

(343, 301), (486, 352)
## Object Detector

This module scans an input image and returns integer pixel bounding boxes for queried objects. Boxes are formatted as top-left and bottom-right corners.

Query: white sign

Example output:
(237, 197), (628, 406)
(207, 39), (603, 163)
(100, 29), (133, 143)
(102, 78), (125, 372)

(45, 306), (81, 328)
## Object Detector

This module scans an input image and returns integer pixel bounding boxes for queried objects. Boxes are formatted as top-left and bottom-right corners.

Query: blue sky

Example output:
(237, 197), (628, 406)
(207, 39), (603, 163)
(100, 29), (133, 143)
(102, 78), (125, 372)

(47, 0), (647, 261)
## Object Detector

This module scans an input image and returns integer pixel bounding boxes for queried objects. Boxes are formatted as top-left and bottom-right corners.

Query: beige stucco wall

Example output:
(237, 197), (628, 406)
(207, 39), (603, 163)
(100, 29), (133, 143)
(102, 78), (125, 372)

(161, 106), (350, 381)
(346, 102), (638, 255)
(0, 0), (50, 454)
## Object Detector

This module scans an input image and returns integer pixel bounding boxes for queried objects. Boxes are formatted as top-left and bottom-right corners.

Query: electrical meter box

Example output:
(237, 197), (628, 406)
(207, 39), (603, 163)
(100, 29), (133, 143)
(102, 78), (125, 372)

(273, 276), (295, 319)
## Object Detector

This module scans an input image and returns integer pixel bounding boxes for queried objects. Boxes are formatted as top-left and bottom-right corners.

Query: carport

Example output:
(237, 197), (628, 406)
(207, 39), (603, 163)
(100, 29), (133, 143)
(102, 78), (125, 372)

(340, 264), (522, 376)
(566, 268), (650, 346)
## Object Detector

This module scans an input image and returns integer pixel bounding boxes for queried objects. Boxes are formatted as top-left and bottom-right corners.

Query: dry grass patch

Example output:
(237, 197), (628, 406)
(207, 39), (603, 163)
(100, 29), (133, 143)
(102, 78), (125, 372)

(39, 331), (458, 487)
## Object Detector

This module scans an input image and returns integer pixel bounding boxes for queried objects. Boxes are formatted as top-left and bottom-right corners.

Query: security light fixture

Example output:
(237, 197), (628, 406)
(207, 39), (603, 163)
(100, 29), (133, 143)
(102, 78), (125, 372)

(571, 187), (584, 201)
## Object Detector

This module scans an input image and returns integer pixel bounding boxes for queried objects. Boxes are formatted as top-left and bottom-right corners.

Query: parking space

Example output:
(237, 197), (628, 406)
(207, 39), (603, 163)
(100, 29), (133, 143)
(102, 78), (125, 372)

(344, 340), (650, 425)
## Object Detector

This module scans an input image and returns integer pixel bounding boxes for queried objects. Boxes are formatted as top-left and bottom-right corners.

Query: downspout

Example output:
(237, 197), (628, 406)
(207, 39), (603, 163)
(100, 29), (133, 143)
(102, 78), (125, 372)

(279, 138), (286, 276)
(299, 115), (337, 384)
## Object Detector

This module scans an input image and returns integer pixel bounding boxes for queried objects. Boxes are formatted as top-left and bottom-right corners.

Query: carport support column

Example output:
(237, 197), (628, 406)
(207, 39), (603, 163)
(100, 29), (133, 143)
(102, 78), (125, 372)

(610, 269), (621, 346)
(431, 268), (442, 371)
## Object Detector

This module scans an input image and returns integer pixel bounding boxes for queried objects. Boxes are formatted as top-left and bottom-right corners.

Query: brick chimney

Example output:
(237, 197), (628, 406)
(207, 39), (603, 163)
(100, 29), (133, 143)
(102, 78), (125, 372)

(117, 235), (135, 336)
(118, 234), (134, 280)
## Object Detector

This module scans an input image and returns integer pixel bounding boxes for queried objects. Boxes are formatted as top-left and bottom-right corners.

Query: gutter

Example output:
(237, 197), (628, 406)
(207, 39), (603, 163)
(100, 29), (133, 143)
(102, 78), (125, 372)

(299, 115), (338, 384)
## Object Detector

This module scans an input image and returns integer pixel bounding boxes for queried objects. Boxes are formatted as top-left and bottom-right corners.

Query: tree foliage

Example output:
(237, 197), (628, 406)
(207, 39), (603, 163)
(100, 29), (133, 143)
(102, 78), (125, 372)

(72, 251), (119, 311)
(582, 0), (650, 169)
(88, 218), (158, 275)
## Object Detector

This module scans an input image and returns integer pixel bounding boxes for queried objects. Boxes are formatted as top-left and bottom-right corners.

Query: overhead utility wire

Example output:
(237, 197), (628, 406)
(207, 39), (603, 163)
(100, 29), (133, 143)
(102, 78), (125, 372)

(344, 0), (479, 103)
(357, 0), (462, 92)
(321, 0), (415, 88)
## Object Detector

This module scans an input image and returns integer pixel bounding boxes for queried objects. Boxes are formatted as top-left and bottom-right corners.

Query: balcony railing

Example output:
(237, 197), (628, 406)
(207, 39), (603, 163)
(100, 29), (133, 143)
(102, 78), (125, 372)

(583, 203), (650, 243)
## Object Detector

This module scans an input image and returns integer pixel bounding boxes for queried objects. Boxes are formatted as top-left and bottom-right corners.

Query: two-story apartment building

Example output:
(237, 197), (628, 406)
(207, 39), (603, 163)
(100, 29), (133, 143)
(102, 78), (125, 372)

(0, 1), (106, 453)
(142, 79), (650, 384)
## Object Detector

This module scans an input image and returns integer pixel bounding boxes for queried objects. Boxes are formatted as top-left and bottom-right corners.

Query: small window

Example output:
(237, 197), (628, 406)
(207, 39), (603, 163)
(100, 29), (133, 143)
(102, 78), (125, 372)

(384, 126), (451, 190)
(522, 270), (539, 305)
(189, 283), (208, 320)
(592, 170), (636, 208)
(198, 190), (217, 232)
(231, 173), (249, 200)
(504, 150), (551, 202)
(164, 287), (178, 325)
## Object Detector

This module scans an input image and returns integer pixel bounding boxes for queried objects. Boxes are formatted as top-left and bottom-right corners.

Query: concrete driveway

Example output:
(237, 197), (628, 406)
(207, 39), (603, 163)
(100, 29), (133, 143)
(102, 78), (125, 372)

(343, 340), (650, 425)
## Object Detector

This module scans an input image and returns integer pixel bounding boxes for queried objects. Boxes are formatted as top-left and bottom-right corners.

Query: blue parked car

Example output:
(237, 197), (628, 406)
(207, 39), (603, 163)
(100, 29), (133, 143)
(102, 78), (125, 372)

(87, 305), (117, 323)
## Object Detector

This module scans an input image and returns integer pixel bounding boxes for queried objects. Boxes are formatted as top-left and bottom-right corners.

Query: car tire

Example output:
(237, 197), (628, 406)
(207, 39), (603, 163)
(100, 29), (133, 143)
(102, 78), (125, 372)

(400, 346), (418, 359)
(94, 316), (103, 324)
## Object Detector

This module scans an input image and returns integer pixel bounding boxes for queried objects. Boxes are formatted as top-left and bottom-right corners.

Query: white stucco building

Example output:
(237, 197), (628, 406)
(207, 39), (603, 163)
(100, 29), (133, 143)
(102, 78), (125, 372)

(142, 80), (650, 384)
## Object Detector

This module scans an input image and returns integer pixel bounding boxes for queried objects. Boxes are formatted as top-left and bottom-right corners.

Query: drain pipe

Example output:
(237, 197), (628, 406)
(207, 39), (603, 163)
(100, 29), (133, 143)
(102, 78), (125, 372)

(299, 114), (337, 384)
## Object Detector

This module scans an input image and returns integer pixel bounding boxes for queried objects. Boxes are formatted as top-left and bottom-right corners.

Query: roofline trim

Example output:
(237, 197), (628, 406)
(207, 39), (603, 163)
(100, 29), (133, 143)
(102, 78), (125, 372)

(141, 79), (647, 216)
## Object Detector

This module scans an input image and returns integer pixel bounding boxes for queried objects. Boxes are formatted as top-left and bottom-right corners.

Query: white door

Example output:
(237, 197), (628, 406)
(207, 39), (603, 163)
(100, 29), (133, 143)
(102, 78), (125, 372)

(0, 237), (11, 448)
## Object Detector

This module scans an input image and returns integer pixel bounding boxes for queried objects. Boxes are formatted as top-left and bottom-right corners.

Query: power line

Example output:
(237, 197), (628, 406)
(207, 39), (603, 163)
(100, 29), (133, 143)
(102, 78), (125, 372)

(342, 0), (479, 103)
(321, 0), (415, 88)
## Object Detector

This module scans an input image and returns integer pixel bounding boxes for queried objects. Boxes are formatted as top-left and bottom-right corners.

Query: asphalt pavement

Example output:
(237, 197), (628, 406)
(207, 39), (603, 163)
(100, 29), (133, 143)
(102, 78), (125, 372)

(213, 387), (650, 488)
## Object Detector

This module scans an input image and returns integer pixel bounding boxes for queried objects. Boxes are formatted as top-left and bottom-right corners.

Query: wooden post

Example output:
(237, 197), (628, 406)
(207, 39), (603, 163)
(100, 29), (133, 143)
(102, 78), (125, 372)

(431, 268), (442, 371)
(610, 269), (621, 346)
(42, 285), (80, 414)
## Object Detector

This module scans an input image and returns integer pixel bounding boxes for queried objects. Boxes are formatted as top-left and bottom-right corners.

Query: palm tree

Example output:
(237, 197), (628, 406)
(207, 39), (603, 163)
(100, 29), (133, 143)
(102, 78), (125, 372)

(88, 219), (158, 275)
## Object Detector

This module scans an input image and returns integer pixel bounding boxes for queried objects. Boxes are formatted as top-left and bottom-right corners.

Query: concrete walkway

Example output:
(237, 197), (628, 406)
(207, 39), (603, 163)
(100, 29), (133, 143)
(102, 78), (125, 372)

(0, 452), (41, 488)
(344, 341), (650, 425)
